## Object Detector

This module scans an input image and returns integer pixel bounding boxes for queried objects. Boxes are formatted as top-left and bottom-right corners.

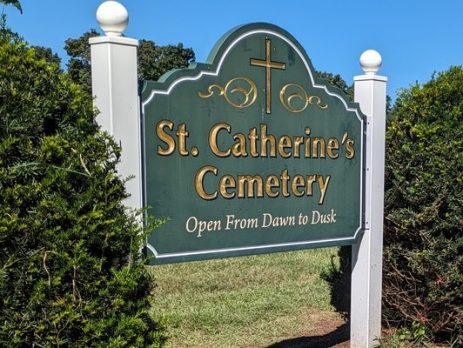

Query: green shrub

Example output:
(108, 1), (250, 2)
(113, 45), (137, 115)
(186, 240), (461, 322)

(383, 67), (463, 345)
(0, 23), (163, 346)
(375, 322), (431, 348)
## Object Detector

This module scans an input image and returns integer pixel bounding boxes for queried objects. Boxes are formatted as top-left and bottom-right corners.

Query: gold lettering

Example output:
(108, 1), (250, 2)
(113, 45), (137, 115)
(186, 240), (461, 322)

(293, 136), (304, 158)
(312, 137), (326, 158)
(317, 175), (331, 204)
(176, 123), (189, 156)
(237, 175), (264, 198)
(209, 123), (231, 157)
(219, 175), (236, 199)
(265, 175), (280, 198)
(327, 138), (340, 159)
(305, 175), (317, 196)
(248, 127), (259, 157)
(278, 135), (292, 158)
(156, 120), (175, 156)
(260, 124), (276, 157)
(280, 169), (290, 197)
(291, 175), (305, 197)
(231, 133), (248, 157)
(304, 128), (311, 158)
(194, 168), (332, 202)
(345, 139), (355, 159)
(195, 165), (218, 200)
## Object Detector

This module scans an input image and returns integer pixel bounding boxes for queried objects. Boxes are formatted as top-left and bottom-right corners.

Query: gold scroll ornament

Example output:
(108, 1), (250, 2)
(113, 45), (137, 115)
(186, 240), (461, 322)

(199, 79), (328, 112)
(198, 77), (257, 108)
(280, 83), (328, 112)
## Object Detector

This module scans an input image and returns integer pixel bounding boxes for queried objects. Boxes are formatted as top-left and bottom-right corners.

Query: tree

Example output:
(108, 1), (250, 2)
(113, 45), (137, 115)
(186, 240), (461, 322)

(317, 71), (354, 100)
(0, 24), (163, 346)
(316, 71), (392, 113)
(383, 66), (463, 344)
(0, 0), (22, 13)
(64, 29), (99, 94)
(32, 45), (61, 66)
(137, 39), (195, 81)
(64, 30), (195, 93)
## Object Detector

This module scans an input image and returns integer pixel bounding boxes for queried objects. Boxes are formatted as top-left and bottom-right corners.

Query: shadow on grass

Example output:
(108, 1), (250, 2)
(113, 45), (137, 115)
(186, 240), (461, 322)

(321, 246), (351, 318)
(267, 322), (349, 348)
(268, 247), (352, 347)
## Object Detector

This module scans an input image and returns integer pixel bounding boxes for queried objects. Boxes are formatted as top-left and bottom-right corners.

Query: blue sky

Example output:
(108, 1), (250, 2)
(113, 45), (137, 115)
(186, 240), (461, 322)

(3, 0), (462, 100)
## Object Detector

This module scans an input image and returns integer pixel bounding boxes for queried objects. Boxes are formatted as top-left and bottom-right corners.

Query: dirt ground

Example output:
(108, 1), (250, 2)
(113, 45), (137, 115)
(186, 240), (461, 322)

(266, 314), (350, 348)
(267, 321), (450, 348)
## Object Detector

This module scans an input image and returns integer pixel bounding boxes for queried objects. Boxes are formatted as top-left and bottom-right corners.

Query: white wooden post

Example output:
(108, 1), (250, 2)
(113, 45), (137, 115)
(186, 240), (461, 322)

(89, 1), (142, 211)
(351, 50), (387, 347)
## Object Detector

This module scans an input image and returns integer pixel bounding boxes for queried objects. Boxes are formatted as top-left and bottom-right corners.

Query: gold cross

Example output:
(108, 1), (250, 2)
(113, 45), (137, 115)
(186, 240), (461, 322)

(250, 39), (286, 114)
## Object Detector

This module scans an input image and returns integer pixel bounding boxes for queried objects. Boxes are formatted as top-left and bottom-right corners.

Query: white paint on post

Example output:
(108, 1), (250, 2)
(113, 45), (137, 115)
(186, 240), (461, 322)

(89, 1), (142, 211)
(351, 50), (387, 348)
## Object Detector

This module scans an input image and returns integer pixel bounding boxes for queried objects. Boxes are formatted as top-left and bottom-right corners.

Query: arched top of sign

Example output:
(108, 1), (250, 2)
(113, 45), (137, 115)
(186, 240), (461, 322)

(141, 22), (364, 123)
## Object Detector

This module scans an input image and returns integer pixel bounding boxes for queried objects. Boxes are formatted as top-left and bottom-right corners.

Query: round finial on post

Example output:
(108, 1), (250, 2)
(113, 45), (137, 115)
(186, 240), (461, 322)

(360, 50), (382, 75)
(96, 1), (129, 37)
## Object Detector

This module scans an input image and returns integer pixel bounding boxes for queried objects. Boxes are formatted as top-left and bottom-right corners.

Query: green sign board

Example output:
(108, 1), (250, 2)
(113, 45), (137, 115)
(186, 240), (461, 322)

(141, 23), (365, 264)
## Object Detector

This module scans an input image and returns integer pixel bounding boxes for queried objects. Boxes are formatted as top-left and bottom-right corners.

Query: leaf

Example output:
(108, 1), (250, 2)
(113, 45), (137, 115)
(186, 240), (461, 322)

(0, 0), (22, 14)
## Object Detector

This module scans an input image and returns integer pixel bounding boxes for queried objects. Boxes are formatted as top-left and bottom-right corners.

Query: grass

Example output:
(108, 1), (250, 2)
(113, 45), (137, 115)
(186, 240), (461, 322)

(149, 247), (344, 347)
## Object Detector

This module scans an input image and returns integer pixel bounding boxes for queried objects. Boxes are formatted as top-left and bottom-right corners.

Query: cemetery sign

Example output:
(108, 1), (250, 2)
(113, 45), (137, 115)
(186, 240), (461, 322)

(141, 23), (365, 264)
